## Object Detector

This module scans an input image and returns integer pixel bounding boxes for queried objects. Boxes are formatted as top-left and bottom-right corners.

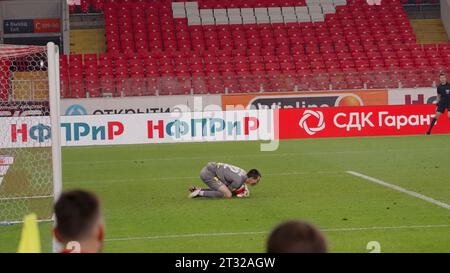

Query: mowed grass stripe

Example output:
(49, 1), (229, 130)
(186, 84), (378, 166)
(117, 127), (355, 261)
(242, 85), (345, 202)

(63, 171), (345, 185)
(62, 147), (447, 165)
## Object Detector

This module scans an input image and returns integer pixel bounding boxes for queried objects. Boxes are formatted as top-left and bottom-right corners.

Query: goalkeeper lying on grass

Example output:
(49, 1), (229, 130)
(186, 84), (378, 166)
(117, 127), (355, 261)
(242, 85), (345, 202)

(188, 162), (261, 199)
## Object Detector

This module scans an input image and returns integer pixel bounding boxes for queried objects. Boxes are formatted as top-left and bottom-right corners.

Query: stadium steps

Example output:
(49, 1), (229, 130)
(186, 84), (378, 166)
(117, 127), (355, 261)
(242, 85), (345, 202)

(410, 19), (450, 44)
(70, 28), (106, 54)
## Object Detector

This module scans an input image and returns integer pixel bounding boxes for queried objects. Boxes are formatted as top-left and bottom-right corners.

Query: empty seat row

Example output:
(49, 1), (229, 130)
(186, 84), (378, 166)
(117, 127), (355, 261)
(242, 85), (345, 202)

(60, 51), (449, 98)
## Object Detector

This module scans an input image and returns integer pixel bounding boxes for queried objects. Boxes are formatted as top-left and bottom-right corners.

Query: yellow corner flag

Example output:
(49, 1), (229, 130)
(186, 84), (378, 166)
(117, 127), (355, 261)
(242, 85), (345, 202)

(17, 213), (42, 253)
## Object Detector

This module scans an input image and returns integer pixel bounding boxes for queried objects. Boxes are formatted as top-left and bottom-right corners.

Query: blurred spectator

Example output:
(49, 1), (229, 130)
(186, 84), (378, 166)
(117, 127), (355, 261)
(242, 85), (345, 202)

(267, 220), (327, 253)
(54, 190), (104, 253)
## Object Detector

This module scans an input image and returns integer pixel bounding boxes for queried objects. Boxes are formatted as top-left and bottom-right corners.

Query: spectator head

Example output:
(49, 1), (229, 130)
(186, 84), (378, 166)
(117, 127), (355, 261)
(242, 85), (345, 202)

(267, 220), (327, 253)
(54, 190), (104, 253)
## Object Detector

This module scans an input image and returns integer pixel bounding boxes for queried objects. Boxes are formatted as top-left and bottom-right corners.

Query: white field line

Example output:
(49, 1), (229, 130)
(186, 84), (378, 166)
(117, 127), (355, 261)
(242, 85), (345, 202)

(347, 171), (450, 211)
(105, 224), (450, 242)
(62, 147), (446, 166)
(0, 219), (53, 225)
(0, 195), (53, 201)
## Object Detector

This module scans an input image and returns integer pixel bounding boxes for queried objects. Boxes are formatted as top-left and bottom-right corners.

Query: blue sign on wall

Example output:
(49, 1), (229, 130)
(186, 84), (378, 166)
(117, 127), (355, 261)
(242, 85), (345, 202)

(3, 19), (34, 34)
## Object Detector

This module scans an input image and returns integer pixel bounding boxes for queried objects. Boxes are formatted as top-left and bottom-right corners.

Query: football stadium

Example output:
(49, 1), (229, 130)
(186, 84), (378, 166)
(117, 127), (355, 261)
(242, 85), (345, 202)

(1, 0), (450, 258)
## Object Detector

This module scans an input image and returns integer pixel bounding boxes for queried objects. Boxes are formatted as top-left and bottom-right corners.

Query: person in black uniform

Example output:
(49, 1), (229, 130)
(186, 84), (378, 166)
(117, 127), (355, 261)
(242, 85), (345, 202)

(426, 73), (450, 135)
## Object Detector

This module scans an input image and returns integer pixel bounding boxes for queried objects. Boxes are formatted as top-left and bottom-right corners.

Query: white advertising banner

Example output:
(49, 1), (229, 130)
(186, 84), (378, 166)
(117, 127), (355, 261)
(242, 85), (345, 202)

(0, 116), (51, 148)
(1, 110), (275, 148)
(388, 88), (437, 105)
(61, 95), (222, 116)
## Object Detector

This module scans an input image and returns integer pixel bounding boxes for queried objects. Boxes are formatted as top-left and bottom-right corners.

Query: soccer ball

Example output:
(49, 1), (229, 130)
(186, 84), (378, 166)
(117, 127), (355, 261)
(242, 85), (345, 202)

(236, 184), (250, 198)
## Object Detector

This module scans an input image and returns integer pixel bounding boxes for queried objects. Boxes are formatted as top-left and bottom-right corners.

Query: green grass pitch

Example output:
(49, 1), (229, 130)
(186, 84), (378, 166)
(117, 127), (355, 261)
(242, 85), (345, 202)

(1, 135), (450, 253)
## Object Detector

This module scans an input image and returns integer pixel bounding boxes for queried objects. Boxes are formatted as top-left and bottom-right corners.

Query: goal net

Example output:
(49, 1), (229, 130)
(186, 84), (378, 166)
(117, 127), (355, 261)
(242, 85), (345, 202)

(0, 43), (62, 225)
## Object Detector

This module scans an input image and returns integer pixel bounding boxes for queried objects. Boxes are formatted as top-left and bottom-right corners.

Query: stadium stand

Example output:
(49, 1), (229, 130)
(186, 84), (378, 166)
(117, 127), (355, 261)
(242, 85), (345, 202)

(61, 0), (450, 98)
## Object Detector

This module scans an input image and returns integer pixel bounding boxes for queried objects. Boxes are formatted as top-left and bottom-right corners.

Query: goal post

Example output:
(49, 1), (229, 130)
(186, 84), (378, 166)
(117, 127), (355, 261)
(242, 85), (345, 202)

(47, 42), (63, 211)
(0, 43), (62, 235)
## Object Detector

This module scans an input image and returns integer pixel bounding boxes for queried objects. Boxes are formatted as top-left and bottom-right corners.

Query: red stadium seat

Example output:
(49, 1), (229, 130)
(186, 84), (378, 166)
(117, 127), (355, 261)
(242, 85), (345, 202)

(64, 0), (437, 95)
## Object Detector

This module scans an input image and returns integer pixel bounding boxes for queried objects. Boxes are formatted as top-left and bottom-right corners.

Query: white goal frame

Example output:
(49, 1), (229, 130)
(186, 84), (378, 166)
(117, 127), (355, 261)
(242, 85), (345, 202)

(47, 42), (63, 253)
(0, 42), (62, 252)
(47, 42), (62, 209)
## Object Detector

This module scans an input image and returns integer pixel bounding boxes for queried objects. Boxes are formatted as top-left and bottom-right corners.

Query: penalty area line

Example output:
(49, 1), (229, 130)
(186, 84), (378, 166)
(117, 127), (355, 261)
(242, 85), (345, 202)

(346, 171), (450, 211)
(105, 224), (450, 242)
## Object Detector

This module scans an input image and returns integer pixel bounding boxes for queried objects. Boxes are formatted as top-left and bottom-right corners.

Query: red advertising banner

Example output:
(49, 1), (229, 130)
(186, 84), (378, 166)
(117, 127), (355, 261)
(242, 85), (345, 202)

(33, 19), (60, 33)
(279, 104), (450, 139)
